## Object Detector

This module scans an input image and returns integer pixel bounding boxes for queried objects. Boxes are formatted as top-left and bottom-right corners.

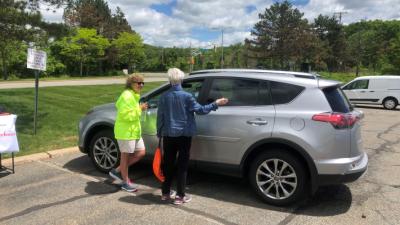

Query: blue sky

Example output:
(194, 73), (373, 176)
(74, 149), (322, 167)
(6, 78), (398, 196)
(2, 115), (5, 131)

(148, 0), (310, 42)
(41, 0), (400, 47)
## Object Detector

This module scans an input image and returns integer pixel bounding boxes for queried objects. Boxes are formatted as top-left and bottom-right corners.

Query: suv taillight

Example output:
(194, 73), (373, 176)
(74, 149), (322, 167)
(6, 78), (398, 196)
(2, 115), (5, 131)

(312, 112), (359, 129)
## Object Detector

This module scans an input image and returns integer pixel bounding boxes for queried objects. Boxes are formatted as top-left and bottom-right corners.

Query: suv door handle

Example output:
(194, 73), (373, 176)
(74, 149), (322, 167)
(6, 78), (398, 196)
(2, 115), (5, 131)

(369, 91), (375, 92)
(246, 119), (268, 126)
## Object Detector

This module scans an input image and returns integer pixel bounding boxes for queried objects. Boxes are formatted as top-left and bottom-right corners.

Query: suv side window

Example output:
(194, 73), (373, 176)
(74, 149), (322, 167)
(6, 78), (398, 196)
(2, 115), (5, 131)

(344, 80), (369, 90)
(182, 80), (203, 99)
(271, 81), (304, 104)
(206, 78), (271, 106)
(145, 79), (204, 108)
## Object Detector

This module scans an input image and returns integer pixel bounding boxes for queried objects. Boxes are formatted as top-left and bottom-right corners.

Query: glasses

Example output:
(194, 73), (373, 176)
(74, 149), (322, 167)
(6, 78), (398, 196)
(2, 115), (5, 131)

(134, 82), (145, 86)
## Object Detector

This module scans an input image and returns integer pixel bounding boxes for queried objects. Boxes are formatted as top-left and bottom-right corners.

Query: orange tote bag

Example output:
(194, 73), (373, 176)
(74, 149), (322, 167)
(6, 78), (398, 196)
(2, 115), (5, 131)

(152, 139), (165, 182)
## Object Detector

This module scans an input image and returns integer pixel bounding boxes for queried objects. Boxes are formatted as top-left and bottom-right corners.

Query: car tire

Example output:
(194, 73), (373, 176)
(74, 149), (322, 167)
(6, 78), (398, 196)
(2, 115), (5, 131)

(89, 130), (120, 173)
(383, 97), (398, 110)
(249, 149), (307, 206)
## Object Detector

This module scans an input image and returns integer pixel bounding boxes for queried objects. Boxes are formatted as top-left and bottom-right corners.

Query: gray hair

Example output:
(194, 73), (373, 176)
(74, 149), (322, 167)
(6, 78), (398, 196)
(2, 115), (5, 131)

(167, 68), (185, 85)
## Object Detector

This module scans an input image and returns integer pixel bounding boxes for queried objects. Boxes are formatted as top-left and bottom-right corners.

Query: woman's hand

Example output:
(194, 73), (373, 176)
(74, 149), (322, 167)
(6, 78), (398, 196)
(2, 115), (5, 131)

(140, 102), (148, 111)
(216, 98), (228, 106)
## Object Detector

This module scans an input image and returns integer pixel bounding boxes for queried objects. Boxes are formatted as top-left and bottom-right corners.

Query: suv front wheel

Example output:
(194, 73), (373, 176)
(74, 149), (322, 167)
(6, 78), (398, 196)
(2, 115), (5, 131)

(249, 150), (307, 206)
(89, 130), (120, 172)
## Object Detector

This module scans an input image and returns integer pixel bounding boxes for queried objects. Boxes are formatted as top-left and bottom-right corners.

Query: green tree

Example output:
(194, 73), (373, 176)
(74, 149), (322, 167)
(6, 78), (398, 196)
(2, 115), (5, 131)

(64, 0), (111, 29)
(106, 7), (133, 39)
(0, 0), (42, 80)
(112, 32), (144, 73)
(57, 28), (110, 76)
(64, 0), (133, 39)
(248, 0), (314, 70)
(313, 15), (347, 72)
(384, 33), (400, 74)
(345, 20), (400, 74)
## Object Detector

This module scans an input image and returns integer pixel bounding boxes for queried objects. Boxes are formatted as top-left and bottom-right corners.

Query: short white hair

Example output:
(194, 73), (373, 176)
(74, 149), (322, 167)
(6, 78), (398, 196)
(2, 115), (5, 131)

(167, 68), (185, 85)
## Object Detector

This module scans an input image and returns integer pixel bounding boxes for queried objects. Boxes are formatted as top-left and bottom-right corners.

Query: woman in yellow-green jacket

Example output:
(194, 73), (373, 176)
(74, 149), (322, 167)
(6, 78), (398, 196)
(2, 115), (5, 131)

(109, 74), (148, 192)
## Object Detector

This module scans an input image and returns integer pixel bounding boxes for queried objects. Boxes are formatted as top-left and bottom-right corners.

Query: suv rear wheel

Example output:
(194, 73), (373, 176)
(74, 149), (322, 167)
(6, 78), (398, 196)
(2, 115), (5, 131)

(89, 130), (120, 172)
(249, 150), (307, 206)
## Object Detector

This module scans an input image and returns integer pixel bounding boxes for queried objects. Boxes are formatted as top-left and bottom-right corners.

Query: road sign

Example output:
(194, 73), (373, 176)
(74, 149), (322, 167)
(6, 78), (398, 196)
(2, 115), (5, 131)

(26, 48), (46, 135)
(27, 48), (47, 71)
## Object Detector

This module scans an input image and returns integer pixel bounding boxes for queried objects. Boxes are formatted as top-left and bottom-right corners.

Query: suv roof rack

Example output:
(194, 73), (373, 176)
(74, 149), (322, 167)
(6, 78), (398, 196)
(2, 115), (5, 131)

(189, 69), (320, 79)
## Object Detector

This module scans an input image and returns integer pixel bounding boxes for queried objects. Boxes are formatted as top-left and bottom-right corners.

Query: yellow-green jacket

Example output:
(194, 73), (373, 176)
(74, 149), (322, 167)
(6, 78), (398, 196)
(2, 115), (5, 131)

(114, 89), (142, 140)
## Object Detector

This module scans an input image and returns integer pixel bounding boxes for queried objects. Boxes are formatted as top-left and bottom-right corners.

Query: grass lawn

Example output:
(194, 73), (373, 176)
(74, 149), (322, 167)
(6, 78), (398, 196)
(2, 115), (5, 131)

(0, 82), (164, 158)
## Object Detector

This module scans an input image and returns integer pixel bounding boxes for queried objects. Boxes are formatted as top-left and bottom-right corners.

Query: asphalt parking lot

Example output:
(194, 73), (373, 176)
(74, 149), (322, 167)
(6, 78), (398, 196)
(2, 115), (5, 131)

(1, 106), (400, 225)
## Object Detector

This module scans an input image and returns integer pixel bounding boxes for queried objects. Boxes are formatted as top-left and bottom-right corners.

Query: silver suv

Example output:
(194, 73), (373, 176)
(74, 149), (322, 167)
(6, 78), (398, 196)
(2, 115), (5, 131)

(78, 69), (368, 206)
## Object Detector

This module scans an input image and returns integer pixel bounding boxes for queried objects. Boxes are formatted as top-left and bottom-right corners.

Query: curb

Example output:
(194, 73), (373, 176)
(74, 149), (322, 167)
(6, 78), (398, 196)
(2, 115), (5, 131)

(1, 147), (80, 167)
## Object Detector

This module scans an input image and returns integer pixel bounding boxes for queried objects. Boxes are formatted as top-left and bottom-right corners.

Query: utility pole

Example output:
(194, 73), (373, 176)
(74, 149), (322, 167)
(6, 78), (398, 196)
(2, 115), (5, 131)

(333, 11), (348, 24)
(221, 29), (224, 68)
(189, 42), (193, 72)
(211, 27), (232, 69)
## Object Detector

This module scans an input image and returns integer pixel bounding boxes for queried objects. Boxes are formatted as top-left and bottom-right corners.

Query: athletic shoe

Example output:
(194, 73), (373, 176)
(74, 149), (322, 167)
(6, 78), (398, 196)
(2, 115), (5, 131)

(173, 194), (192, 205)
(161, 190), (177, 201)
(121, 182), (138, 192)
(109, 168), (123, 183)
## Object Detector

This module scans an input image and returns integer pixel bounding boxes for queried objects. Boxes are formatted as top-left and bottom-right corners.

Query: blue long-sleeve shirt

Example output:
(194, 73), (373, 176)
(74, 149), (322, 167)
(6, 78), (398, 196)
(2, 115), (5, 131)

(157, 84), (218, 137)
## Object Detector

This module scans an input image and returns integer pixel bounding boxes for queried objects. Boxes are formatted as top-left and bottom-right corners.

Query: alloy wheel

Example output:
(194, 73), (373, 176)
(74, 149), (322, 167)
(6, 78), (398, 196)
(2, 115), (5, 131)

(256, 159), (297, 200)
(93, 137), (119, 170)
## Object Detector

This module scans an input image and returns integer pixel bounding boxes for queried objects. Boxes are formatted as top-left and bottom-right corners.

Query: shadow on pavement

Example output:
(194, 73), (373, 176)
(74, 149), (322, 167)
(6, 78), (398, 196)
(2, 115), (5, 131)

(63, 155), (352, 217)
(0, 169), (12, 178)
(84, 181), (120, 195)
(295, 184), (352, 216)
(355, 105), (399, 111)
(119, 193), (166, 205)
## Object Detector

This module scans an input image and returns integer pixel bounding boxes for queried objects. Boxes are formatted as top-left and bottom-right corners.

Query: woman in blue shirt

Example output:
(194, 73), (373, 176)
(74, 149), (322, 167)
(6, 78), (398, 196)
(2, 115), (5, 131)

(157, 68), (228, 205)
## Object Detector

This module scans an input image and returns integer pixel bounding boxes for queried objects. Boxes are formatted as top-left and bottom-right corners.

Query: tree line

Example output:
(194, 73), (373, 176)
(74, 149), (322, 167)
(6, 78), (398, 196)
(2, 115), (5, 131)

(1, 0), (400, 80)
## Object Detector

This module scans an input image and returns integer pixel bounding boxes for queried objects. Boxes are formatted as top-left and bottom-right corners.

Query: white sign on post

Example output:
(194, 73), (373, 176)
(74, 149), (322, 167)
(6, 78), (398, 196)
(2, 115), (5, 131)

(0, 114), (19, 153)
(27, 48), (47, 71)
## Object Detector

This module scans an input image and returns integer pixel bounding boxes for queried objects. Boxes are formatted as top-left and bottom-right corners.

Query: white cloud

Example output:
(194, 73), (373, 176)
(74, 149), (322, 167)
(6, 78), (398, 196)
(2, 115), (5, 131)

(300, 0), (400, 24)
(111, 0), (171, 8)
(39, 0), (400, 47)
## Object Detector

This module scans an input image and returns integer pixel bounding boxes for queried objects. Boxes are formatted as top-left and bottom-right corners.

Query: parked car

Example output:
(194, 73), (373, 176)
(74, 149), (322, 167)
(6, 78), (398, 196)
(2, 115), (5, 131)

(78, 69), (368, 206)
(342, 75), (400, 110)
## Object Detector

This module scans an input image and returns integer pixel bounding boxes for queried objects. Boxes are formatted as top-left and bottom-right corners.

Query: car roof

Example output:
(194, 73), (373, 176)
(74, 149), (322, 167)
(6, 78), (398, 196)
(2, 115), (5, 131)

(187, 69), (339, 88)
(189, 69), (318, 77)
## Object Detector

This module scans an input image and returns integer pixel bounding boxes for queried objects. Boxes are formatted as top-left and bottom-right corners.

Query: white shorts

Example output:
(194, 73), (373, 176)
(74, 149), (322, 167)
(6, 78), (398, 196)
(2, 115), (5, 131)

(117, 138), (145, 153)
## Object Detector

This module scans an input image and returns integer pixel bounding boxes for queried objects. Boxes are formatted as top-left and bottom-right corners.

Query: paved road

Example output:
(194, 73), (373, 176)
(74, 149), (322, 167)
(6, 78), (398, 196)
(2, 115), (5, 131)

(0, 73), (168, 89)
(0, 106), (399, 225)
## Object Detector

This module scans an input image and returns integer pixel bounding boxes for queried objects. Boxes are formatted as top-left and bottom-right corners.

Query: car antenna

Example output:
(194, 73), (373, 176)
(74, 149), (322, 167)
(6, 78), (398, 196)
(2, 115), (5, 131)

(312, 72), (320, 88)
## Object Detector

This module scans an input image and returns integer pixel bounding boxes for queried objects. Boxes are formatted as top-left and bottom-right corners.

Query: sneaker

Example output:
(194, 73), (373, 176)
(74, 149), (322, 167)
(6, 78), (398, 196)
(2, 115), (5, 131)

(161, 190), (177, 201)
(121, 182), (138, 192)
(109, 169), (123, 183)
(173, 195), (192, 205)
(127, 180), (139, 189)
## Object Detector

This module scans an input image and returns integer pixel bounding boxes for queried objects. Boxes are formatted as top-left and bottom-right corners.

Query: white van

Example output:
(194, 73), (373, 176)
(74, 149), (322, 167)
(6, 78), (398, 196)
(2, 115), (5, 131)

(342, 76), (400, 110)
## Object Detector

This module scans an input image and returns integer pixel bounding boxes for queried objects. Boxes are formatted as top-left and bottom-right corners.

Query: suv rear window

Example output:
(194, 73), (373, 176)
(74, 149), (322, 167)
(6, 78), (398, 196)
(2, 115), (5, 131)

(323, 86), (352, 113)
(271, 81), (304, 104)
